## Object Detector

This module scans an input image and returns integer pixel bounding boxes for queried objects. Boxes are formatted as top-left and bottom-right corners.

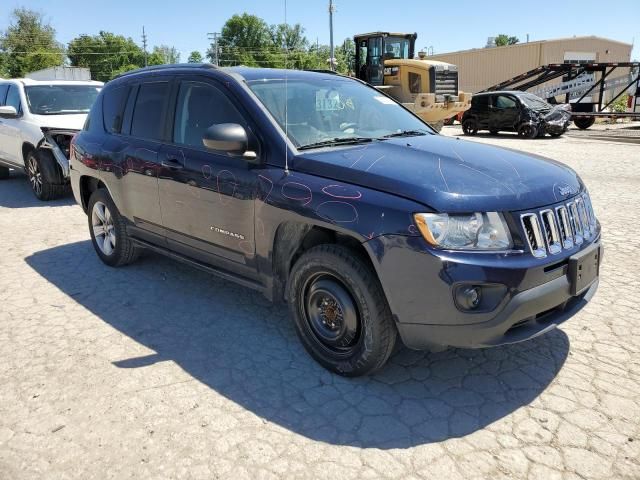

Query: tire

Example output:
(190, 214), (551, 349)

(517, 123), (538, 139)
(287, 244), (397, 376)
(87, 188), (140, 267)
(26, 149), (69, 200)
(0, 166), (9, 179)
(573, 117), (595, 130)
(429, 120), (444, 132)
(462, 119), (478, 135)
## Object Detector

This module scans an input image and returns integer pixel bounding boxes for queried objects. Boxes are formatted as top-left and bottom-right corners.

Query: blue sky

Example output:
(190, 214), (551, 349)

(1, 0), (638, 61)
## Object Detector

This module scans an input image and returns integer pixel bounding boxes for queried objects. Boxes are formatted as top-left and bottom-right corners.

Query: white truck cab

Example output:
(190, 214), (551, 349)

(0, 78), (103, 200)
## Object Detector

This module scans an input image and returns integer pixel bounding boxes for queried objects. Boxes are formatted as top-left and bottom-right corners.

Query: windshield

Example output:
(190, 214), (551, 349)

(25, 85), (101, 115)
(248, 77), (432, 148)
(519, 93), (552, 111)
(384, 37), (411, 59)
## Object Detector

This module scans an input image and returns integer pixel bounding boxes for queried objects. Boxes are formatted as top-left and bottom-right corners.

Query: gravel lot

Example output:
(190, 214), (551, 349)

(0, 126), (638, 479)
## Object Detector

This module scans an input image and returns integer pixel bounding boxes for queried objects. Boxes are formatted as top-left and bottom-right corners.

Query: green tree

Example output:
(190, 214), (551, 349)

(187, 51), (203, 63)
(0, 8), (64, 78)
(148, 45), (180, 65)
(494, 34), (519, 47)
(68, 32), (144, 81)
(211, 13), (271, 66)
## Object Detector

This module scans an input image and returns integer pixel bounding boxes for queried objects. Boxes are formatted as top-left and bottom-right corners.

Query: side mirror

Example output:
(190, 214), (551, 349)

(202, 123), (256, 159)
(0, 106), (18, 118)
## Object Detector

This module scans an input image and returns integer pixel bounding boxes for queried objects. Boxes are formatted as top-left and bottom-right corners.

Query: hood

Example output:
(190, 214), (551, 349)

(294, 134), (583, 212)
(32, 113), (87, 131)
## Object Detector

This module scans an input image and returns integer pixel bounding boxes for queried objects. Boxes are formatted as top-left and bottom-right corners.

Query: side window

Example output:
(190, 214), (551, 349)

(5, 85), (21, 112)
(0, 85), (8, 105)
(102, 85), (130, 133)
(173, 81), (244, 148)
(495, 95), (516, 109)
(408, 73), (421, 94)
(472, 95), (489, 112)
(130, 82), (169, 141)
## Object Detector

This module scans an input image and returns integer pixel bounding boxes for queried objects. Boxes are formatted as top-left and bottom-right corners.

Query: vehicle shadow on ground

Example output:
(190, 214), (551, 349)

(0, 173), (74, 209)
(26, 240), (570, 449)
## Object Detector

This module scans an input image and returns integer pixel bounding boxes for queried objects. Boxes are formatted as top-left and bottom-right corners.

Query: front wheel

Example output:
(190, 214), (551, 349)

(87, 189), (140, 267)
(518, 123), (538, 139)
(26, 149), (68, 200)
(288, 245), (396, 376)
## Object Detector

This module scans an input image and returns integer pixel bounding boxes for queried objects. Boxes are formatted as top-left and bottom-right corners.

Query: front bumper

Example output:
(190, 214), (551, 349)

(364, 234), (601, 350)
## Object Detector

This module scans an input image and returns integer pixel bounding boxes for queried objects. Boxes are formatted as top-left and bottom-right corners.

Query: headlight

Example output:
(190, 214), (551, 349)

(414, 212), (512, 250)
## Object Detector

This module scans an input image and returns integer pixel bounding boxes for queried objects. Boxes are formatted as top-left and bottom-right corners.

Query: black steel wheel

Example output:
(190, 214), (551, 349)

(517, 123), (538, 139)
(288, 244), (396, 376)
(462, 119), (478, 135)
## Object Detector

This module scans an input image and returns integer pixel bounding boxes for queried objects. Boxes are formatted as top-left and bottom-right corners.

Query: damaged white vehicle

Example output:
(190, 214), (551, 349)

(0, 78), (102, 200)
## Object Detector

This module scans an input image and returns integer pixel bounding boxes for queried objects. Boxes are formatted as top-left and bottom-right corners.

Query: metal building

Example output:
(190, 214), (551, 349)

(427, 36), (633, 95)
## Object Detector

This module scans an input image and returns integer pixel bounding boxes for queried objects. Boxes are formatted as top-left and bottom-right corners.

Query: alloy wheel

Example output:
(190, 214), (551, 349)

(91, 201), (116, 256)
(27, 157), (43, 196)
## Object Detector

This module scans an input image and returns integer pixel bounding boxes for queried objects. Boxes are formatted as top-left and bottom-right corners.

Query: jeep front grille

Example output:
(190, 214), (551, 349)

(520, 192), (596, 259)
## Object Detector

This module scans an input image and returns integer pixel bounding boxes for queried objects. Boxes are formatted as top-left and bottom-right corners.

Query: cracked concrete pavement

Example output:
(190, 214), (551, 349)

(0, 126), (638, 479)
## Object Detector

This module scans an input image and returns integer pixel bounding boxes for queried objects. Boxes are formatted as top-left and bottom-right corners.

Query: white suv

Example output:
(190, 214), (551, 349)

(0, 78), (103, 200)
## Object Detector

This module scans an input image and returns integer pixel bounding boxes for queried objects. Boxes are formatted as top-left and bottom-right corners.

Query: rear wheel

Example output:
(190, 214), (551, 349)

(517, 123), (538, 139)
(462, 119), (478, 135)
(288, 244), (396, 376)
(573, 117), (595, 130)
(0, 166), (9, 179)
(87, 189), (140, 267)
(26, 149), (68, 200)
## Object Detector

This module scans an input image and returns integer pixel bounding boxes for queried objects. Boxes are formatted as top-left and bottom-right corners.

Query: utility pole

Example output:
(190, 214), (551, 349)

(329, 0), (335, 71)
(142, 26), (148, 67)
(207, 32), (220, 66)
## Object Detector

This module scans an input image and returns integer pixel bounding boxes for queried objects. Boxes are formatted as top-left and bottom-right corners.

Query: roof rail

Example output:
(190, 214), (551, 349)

(114, 63), (217, 79)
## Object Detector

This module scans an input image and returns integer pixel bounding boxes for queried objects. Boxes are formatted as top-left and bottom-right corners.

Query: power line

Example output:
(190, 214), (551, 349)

(206, 32), (220, 66)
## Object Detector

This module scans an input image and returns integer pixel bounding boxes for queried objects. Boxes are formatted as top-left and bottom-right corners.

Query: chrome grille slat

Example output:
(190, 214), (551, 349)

(520, 192), (596, 257)
(540, 209), (562, 254)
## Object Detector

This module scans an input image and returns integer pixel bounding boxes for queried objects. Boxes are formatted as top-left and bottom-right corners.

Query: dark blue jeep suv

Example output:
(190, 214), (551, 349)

(70, 64), (601, 376)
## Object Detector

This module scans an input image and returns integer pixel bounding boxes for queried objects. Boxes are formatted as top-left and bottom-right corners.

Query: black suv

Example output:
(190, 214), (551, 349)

(461, 91), (571, 138)
(70, 64), (601, 376)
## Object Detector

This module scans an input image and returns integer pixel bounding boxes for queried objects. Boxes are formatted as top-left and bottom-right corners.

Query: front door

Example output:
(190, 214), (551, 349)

(158, 78), (258, 273)
(0, 85), (25, 165)
(491, 94), (520, 131)
(367, 37), (384, 86)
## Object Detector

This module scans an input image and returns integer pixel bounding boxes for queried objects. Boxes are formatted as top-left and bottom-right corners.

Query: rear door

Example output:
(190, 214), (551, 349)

(112, 80), (170, 244)
(158, 77), (258, 274)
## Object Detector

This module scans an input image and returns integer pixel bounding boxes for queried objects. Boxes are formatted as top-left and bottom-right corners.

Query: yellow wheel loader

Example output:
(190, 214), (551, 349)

(354, 32), (471, 131)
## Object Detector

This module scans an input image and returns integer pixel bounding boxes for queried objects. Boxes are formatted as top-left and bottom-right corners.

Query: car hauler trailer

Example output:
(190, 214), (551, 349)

(480, 62), (640, 129)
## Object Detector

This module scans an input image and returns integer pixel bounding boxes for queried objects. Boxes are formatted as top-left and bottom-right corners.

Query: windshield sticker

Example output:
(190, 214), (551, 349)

(374, 96), (395, 105)
(315, 91), (355, 111)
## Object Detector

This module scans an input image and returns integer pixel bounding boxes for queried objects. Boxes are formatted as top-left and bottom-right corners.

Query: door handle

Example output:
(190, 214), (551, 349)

(161, 158), (184, 170)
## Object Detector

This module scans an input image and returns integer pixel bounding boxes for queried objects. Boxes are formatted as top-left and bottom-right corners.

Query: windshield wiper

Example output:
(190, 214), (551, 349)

(298, 137), (376, 150)
(381, 129), (429, 139)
